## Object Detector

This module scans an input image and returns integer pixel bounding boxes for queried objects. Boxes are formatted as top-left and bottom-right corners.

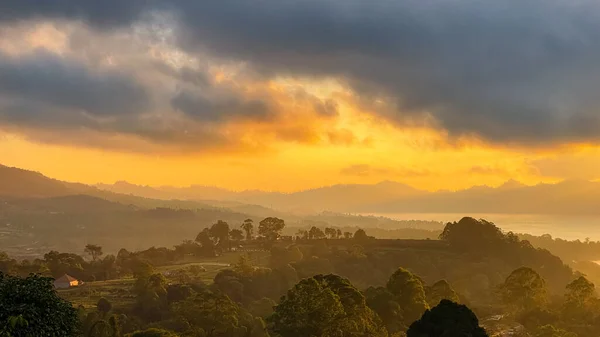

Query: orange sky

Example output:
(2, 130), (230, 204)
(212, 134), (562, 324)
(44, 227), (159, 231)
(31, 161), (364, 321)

(0, 106), (585, 192)
(2, 21), (600, 192)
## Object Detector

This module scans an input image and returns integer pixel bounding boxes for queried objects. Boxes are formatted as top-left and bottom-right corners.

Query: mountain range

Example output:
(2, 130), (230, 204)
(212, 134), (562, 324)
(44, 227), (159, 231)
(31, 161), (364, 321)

(96, 176), (600, 215)
(5, 163), (600, 215)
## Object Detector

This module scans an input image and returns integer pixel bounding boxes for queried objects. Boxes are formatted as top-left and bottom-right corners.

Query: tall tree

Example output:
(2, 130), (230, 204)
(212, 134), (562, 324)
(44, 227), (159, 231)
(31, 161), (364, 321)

(0, 273), (79, 336)
(365, 286), (405, 334)
(324, 227), (337, 239)
(209, 221), (231, 247)
(241, 219), (254, 241)
(269, 274), (387, 337)
(500, 267), (548, 313)
(353, 229), (369, 242)
(407, 300), (488, 337)
(258, 217), (285, 241)
(386, 267), (429, 325)
(309, 226), (326, 240)
(84, 244), (103, 262)
(562, 276), (598, 321)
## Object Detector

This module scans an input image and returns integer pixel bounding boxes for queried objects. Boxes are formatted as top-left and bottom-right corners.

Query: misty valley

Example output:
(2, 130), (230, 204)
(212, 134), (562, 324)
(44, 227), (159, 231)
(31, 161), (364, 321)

(3, 165), (600, 337)
(4, 0), (600, 334)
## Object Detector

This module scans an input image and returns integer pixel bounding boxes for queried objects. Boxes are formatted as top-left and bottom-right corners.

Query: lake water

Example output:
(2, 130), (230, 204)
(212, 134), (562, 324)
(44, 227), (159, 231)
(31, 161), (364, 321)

(361, 213), (600, 241)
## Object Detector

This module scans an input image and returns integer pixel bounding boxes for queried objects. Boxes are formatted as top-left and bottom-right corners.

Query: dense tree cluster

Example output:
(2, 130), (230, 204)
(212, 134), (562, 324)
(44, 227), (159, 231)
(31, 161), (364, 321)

(0, 273), (78, 336)
(3, 216), (600, 337)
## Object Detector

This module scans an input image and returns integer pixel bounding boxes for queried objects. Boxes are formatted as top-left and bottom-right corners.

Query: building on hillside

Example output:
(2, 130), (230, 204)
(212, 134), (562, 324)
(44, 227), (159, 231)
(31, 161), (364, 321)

(53, 274), (80, 289)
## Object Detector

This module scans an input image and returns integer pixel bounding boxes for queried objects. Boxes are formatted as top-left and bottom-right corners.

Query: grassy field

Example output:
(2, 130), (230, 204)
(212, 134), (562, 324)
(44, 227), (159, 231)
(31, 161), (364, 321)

(58, 277), (136, 310)
(58, 250), (270, 309)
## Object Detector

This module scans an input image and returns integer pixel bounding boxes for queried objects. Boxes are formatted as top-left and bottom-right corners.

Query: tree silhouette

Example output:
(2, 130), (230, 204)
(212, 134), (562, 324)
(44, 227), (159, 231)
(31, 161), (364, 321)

(500, 267), (548, 313)
(407, 300), (488, 337)
(269, 274), (387, 337)
(241, 219), (254, 241)
(387, 267), (429, 325)
(258, 217), (285, 241)
(96, 297), (112, 317)
(209, 221), (230, 248)
(84, 244), (103, 261)
(309, 226), (326, 240)
(230, 229), (244, 242)
(354, 229), (369, 242)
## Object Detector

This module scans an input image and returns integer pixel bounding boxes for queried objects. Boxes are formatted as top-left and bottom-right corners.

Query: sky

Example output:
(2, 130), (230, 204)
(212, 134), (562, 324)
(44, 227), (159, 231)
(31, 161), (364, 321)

(2, 0), (600, 192)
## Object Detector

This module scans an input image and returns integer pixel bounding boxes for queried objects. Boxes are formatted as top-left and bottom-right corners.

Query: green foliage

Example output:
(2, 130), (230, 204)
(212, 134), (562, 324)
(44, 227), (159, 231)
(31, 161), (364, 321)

(426, 280), (459, 307)
(564, 276), (596, 309)
(173, 289), (267, 337)
(269, 274), (387, 337)
(269, 246), (303, 269)
(133, 273), (168, 322)
(365, 286), (405, 334)
(97, 297), (113, 316)
(166, 284), (194, 304)
(407, 300), (488, 337)
(247, 298), (276, 318)
(500, 267), (548, 313)
(386, 268), (429, 325)
(1, 315), (28, 337)
(0, 273), (78, 336)
(439, 217), (505, 253)
(89, 320), (112, 337)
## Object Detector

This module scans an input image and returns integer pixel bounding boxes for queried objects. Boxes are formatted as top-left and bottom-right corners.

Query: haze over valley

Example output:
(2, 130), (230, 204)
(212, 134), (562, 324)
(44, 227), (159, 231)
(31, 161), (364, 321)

(5, 0), (600, 336)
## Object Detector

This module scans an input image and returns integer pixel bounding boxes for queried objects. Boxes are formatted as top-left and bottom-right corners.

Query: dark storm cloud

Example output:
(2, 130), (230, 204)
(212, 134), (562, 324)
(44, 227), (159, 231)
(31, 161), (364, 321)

(5, 0), (600, 143)
(170, 90), (274, 122)
(0, 0), (150, 28)
(0, 49), (148, 116)
(166, 0), (600, 143)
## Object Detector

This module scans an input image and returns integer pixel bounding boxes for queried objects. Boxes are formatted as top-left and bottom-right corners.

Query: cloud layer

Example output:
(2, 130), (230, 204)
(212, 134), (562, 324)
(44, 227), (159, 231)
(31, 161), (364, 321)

(3, 0), (600, 150)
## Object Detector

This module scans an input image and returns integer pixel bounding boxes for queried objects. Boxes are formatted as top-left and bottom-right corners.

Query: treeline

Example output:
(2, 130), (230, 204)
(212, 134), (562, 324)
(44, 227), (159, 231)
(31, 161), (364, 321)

(3, 250), (600, 336)
(518, 233), (600, 262)
(3, 216), (600, 336)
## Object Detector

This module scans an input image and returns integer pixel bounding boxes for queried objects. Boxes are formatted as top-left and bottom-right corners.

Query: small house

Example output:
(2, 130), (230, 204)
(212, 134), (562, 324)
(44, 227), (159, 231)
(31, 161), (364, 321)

(53, 274), (80, 289)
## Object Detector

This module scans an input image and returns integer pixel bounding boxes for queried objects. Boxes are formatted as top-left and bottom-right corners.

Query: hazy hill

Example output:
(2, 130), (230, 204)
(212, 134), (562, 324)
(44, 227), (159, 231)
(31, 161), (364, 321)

(9, 163), (600, 215)
(97, 180), (423, 213)
(359, 179), (600, 215)
(94, 177), (600, 215)
(96, 181), (238, 201)
(0, 164), (76, 198)
(0, 164), (443, 257)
